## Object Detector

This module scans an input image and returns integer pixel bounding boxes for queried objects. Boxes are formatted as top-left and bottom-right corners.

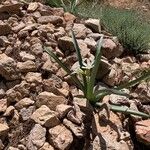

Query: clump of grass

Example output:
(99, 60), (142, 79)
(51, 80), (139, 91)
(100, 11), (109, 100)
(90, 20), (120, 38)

(101, 6), (150, 55)
(77, 2), (150, 55)
(45, 30), (150, 118)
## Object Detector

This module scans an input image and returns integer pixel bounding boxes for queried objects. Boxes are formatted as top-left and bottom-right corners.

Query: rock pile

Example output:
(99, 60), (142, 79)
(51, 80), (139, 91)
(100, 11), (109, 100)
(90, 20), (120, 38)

(0, 0), (149, 149)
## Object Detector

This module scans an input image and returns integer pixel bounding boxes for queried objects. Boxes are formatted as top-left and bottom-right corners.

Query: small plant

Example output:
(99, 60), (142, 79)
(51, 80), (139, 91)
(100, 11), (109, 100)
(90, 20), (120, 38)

(45, 30), (150, 118)
(46, 0), (80, 14)
(101, 6), (150, 55)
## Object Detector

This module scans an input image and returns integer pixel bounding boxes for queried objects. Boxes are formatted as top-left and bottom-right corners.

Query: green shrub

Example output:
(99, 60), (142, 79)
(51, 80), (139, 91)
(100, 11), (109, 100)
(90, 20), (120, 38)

(45, 30), (150, 118)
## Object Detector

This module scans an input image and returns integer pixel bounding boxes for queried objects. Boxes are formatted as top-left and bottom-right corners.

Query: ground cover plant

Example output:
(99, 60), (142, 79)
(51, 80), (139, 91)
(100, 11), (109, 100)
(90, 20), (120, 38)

(46, 0), (150, 56)
(45, 30), (150, 118)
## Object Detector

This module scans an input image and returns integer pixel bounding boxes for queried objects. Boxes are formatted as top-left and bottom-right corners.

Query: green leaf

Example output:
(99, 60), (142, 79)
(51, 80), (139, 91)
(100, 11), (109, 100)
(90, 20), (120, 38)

(44, 47), (83, 90)
(96, 103), (150, 118)
(95, 88), (130, 101)
(71, 30), (84, 68)
(90, 36), (104, 92)
(117, 71), (150, 90)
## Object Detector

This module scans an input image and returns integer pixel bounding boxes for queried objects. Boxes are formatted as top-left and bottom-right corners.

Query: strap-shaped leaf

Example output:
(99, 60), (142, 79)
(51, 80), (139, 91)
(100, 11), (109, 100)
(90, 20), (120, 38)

(71, 30), (83, 68)
(90, 35), (104, 91)
(117, 70), (150, 90)
(44, 47), (83, 90)
(96, 103), (150, 118)
(95, 88), (130, 101)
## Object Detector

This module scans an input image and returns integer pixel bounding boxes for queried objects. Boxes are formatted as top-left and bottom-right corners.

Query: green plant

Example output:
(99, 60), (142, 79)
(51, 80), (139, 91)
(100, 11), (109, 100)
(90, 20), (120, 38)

(45, 30), (150, 118)
(101, 6), (150, 55)
(77, 2), (150, 55)
(46, 0), (80, 14)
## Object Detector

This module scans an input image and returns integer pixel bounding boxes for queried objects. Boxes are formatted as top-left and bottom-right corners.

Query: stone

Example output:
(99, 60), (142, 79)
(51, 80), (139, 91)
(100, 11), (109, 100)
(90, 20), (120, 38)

(87, 33), (102, 40)
(12, 22), (25, 33)
(84, 37), (97, 51)
(21, 24), (37, 32)
(135, 119), (150, 145)
(0, 3), (22, 14)
(27, 2), (39, 12)
(92, 113), (133, 150)
(102, 39), (123, 59)
(96, 58), (111, 79)
(0, 22), (11, 35)
(56, 104), (73, 118)
(58, 36), (74, 52)
(25, 72), (42, 83)
(26, 124), (46, 149)
(17, 60), (36, 72)
(63, 119), (85, 138)
(39, 142), (54, 150)
(0, 89), (5, 99)
(72, 23), (92, 39)
(0, 99), (7, 113)
(49, 124), (73, 150)
(15, 97), (34, 109)
(134, 81), (150, 104)
(64, 12), (76, 22)
(0, 36), (10, 47)
(7, 147), (19, 150)
(31, 43), (43, 55)
(36, 92), (67, 111)
(0, 123), (9, 137)
(0, 53), (19, 80)
(3, 106), (15, 117)
(19, 51), (35, 61)
(85, 18), (101, 33)
(20, 106), (35, 121)
(38, 16), (63, 25)
(139, 54), (150, 62)
(31, 105), (60, 127)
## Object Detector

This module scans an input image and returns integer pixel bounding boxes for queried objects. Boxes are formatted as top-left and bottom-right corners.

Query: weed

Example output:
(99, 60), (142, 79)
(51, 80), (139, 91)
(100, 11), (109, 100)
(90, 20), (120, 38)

(45, 31), (150, 118)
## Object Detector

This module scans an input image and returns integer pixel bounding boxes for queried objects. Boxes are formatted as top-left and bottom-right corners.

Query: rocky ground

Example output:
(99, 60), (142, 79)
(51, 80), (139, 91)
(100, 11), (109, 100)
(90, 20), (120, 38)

(0, 0), (150, 150)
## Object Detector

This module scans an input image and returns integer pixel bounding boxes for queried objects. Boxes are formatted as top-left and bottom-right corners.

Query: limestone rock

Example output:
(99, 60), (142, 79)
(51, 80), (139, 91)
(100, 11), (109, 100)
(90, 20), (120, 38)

(31, 105), (60, 127)
(20, 106), (35, 121)
(0, 99), (7, 113)
(85, 18), (101, 33)
(36, 92), (67, 111)
(39, 142), (54, 150)
(0, 53), (19, 80)
(19, 51), (35, 61)
(49, 124), (73, 150)
(56, 104), (73, 118)
(17, 60), (36, 72)
(102, 39), (123, 59)
(38, 16), (63, 25)
(25, 72), (42, 83)
(135, 119), (150, 145)
(63, 119), (85, 138)
(27, 2), (39, 13)
(26, 124), (46, 150)
(0, 123), (9, 137)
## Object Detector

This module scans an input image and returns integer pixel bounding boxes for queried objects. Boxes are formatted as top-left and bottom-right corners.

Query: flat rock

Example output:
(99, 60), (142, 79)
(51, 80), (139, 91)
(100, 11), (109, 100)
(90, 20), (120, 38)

(63, 118), (85, 138)
(38, 16), (63, 25)
(25, 72), (42, 83)
(49, 124), (73, 150)
(17, 60), (36, 72)
(56, 104), (73, 119)
(27, 2), (39, 12)
(135, 119), (150, 145)
(36, 92), (67, 111)
(31, 105), (60, 127)
(0, 53), (19, 80)
(0, 98), (7, 113)
(26, 124), (46, 150)
(85, 18), (101, 33)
